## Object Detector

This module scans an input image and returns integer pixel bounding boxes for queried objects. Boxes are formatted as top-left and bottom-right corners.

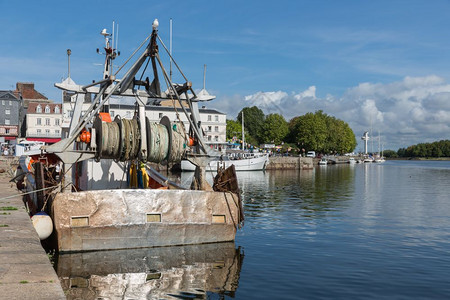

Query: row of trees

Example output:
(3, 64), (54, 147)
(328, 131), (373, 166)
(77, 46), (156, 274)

(392, 140), (450, 158)
(226, 106), (357, 154)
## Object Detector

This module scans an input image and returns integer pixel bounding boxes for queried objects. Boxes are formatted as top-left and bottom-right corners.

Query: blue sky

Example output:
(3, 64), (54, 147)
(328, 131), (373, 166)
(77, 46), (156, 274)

(2, 0), (450, 151)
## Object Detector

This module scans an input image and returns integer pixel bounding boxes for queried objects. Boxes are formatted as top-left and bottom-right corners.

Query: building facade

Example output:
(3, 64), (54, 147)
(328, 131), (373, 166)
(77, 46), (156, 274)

(15, 82), (53, 138)
(26, 102), (62, 144)
(0, 91), (20, 143)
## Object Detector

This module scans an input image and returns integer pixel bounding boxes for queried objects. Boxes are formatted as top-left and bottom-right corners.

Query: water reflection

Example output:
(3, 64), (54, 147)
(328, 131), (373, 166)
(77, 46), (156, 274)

(56, 242), (243, 299)
(240, 166), (356, 222)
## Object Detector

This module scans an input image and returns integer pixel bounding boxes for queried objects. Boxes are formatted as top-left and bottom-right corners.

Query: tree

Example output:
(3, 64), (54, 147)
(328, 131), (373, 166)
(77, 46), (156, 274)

(383, 150), (398, 158)
(237, 106), (265, 144)
(261, 113), (288, 145)
(226, 119), (242, 141)
(288, 110), (356, 154)
(396, 140), (450, 158)
(289, 111), (328, 152)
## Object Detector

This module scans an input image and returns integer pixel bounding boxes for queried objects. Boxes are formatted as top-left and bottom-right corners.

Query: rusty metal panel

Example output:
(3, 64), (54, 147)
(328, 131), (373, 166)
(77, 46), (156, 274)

(71, 216), (89, 227)
(212, 215), (226, 223)
(146, 213), (161, 223)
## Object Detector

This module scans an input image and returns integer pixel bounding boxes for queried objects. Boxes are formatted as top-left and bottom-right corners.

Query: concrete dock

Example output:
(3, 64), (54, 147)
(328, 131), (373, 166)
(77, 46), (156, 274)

(0, 158), (65, 299)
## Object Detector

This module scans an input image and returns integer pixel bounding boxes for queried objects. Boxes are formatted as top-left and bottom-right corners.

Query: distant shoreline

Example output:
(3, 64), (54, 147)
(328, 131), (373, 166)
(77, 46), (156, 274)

(387, 157), (450, 161)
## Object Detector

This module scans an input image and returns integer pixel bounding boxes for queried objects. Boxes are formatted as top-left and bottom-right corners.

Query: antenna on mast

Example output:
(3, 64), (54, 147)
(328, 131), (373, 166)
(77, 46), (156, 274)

(170, 18), (173, 81)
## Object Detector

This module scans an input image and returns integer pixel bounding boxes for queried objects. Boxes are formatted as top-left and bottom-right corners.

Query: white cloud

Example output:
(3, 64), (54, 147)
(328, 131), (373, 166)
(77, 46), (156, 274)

(212, 75), (450, 150)
(294, 86), (316, 100)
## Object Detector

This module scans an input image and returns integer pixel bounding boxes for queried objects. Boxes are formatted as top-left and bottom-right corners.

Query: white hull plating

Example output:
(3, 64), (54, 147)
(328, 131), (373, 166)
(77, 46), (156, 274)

(181, 154), (269, 171)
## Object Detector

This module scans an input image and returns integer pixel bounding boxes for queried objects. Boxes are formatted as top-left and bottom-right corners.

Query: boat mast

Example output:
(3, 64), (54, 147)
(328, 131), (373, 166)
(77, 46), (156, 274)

(242, 111), (245, 151)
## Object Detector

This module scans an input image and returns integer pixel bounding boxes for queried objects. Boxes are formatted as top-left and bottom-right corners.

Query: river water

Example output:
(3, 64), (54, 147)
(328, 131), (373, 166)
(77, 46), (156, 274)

(56, 160), (450, 299)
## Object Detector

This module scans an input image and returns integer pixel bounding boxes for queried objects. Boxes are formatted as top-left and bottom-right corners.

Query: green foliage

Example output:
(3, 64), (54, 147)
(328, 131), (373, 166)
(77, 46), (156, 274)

(226, 119), (242, 140)
(261, 113), (289, 144)
(237, 106), (265, 144)
(397, 140), (450, 157)
(288, 110), (356, 154)
(230, 106), (356, 152)
(0, 206), (17, 211)
(383, 150), (398, 158)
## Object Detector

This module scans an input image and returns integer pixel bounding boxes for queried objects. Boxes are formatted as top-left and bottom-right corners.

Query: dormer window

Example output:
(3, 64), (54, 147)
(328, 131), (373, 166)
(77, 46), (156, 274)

(54, 106), (60, 114)
(36, 105), (42, 113)
(45, 105), (50, 113)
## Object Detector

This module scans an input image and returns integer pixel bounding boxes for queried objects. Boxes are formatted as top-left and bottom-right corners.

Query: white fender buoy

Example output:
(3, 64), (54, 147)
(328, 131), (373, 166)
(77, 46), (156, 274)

(31, 212), (53, 240)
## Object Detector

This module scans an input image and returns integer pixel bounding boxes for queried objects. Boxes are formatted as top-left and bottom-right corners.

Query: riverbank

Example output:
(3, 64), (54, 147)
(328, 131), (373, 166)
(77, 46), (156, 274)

(266, 156), (314, 170)
(0, 157), (65, 299)
(387, 157), (450, 161)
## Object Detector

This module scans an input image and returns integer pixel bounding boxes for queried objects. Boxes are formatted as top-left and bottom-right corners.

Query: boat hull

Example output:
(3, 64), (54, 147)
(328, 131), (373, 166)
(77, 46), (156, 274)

(52, 189), (240, 252)
(181, 154), (268, 171)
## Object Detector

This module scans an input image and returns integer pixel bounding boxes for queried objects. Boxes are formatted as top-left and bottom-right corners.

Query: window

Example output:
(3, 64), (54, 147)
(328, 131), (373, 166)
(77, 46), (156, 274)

(110, 111), (115, 118)
(215, 115), (219, 122)
(1, 100), (4, 105)
(207, 115), (211, 121)
(54, 106), (60, 114)
(55, 129), (60, 134)
(5, 119), (10, 125)
(45, 129), (50, 135)
(215, 136), (219, 142)
(208, 136), (212, 141)
(55, 119), (60, 126)
(68, 110), (73, 117)
(36, 105), (42, 113)
(214, 126), (219, 132)
(46, 118), (50, 126)
(5, 128), (9, 134)
(5, 109), (10, 115)
(37, 129), (41, 134)
(45, 105), (50, 113)
(207, 126), (212, 132)
(9, 100), (12, 106)
(36, 118), (41, 125)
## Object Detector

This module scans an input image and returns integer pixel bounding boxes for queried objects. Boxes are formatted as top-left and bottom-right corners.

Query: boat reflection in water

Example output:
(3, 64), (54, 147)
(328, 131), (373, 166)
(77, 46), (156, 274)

(56, 242), (243, 299)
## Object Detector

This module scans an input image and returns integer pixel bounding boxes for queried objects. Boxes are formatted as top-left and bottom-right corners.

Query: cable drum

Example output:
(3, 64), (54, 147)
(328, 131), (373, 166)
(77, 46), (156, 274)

(160, 116), (186, 163)
(131, 118), (141, 159)
(146, 117), (170, 163)
(120, 118), (140, 161)
(94, 116), (120, 159)
(168, 122), (186, 163)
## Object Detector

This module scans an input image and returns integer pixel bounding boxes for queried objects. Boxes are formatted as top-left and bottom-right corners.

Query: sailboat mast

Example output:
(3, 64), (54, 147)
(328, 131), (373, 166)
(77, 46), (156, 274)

(242, 112), (245, 151)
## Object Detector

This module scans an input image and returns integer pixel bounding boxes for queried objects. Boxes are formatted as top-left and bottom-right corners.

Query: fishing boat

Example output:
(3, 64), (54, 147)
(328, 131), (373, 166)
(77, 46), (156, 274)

(15, 20), (243, 253)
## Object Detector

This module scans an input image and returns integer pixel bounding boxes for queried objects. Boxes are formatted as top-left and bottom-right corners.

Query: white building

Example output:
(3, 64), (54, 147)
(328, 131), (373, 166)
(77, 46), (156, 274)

(61, 95), (227, 150)
(25, 102), (62, 144)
